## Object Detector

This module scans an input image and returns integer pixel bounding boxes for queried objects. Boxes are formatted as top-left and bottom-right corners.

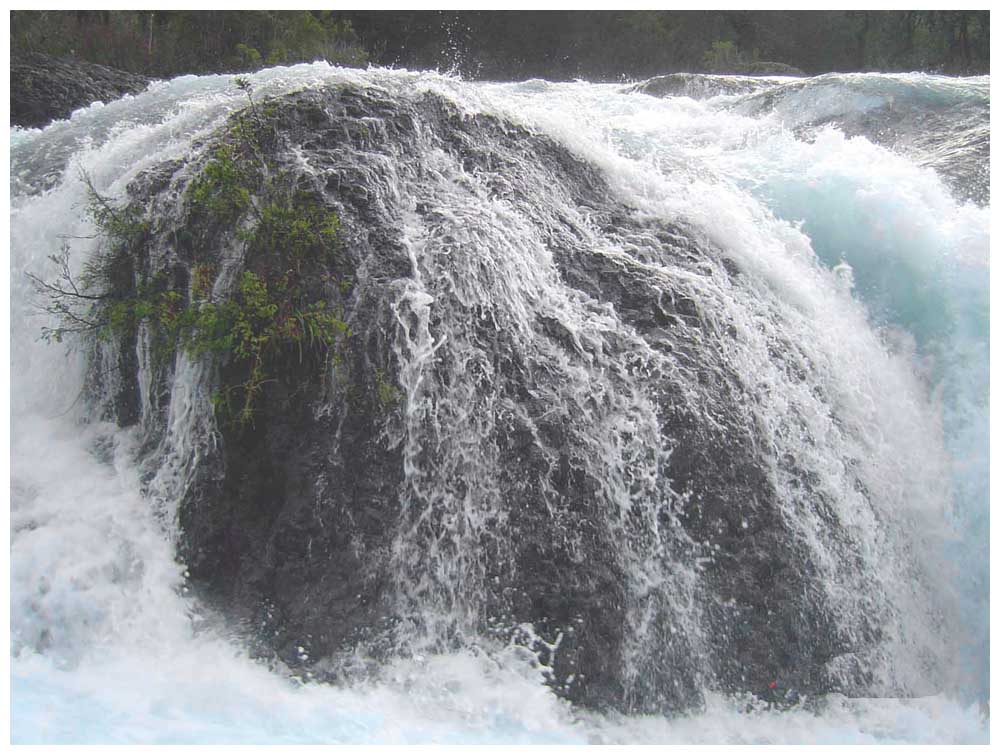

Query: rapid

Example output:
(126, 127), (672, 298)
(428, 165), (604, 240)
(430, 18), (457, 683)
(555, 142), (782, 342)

(9, 64), (989, 744)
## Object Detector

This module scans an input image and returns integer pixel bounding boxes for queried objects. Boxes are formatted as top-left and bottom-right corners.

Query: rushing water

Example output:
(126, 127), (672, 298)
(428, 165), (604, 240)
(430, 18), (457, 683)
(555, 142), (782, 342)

(9, 65), (989, 744)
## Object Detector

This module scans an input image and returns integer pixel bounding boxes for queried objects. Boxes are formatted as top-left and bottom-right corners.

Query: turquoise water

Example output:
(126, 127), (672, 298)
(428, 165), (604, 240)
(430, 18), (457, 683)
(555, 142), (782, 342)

(10, 65), (989, 743)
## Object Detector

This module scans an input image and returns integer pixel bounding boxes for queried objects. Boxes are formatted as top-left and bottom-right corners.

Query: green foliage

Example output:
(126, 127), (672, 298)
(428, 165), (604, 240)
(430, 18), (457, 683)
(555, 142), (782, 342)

(234, 43), (262, 71)
(11, 10), (989, 79)
(170, 271), (350, 426)
(183, 83), (279, 229)
(251, 195), (341, 272)
(265, 45), (289, 67)
(85, 187), (149, 248)
(702, 40), (744, 73)
(11, 10), (368, 76)
(340, 10), (988, 77)
(78, 184), (150, 296)
(33, 81), (350, 428)
(375, 369), (402, 410)
(192, 263), (216, 299)
(185, 143), (256, 225)
(174, 94), (349, 426)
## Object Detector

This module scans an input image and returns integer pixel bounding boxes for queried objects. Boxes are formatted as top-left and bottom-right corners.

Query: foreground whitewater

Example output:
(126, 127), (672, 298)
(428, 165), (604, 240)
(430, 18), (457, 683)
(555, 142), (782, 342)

(10, 65), (989, 744)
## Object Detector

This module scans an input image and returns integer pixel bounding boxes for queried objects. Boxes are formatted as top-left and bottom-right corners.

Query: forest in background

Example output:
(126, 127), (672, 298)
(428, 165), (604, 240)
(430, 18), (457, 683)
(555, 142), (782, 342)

(10, 10), (990, 80)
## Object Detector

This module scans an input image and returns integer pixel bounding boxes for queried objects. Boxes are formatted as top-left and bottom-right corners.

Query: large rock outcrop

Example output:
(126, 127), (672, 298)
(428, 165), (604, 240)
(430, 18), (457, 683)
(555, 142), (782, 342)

(628, 67), (805, 100)
(628, 73), (781, 99)
(11, 53), (149, 129)
(74, 82), (937, 715)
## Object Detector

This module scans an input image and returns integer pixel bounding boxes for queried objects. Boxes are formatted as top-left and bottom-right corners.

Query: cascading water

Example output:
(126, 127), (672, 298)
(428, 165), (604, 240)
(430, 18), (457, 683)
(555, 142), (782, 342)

(10, 65), (989, 743)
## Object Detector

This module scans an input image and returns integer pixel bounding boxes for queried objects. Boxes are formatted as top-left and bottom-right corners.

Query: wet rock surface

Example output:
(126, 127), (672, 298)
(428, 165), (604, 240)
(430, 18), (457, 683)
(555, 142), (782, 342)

(11, 53), (149, 129)
(94, 83), (899, 714)
(628, 72), (789, 99)
(731, 76), (991, 206)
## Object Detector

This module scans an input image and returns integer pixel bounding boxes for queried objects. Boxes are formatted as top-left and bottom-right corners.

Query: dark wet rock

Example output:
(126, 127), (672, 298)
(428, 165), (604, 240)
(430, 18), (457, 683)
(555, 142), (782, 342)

(745, 61), (807, 76)
(812, 106), (989, 206)
(11, 53), (150, 129)
(629, 68), (804, 100)
(735, 76), (990, 205)
(628, 73), (779, 99)
(89, 83), (894, 715)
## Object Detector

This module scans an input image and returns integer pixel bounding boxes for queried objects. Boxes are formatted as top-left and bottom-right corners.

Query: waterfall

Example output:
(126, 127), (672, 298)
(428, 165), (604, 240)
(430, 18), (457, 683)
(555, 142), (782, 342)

(10, 65), (988, 743)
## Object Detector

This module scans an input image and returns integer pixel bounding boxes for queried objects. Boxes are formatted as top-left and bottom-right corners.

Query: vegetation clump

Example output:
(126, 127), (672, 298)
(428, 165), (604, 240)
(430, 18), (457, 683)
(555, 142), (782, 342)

(31, 81), (352, 427)
(185, 143), (257, 225)
(374, 369), (402, 410)
(11, 10), (368, 76)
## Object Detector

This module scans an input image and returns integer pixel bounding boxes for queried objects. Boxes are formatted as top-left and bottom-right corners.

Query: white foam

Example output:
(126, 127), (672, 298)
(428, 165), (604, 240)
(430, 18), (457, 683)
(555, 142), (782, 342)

(10, 64), (989, 743)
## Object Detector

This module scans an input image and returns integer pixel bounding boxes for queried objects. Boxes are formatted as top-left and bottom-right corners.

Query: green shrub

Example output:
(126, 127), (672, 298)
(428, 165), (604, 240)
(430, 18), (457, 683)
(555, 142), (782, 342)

(184, 143), (257, 225)
(234, 42), (263, 71)
(375, 369), (402, 410)
(702, 39), (745, 73)
(33, 83), (351, 428)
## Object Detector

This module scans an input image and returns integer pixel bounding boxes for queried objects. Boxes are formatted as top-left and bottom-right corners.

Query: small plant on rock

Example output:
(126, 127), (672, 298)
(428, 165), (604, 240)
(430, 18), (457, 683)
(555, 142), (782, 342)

(30, 81), (351, 428)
